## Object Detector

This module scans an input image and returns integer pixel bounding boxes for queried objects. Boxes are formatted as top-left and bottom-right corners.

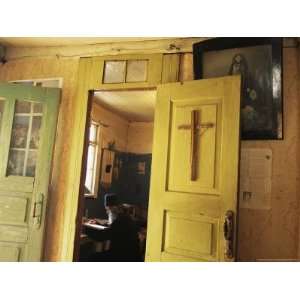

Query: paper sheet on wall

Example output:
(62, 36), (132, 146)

(239, 148), (272, 210)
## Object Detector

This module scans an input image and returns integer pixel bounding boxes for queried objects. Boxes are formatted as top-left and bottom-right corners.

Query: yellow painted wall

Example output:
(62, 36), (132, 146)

(180, 48), (300, 261)
(238, 47), (300, 261)
(91, 101), (129, 152)
(126, 122), (154, 154)
(91, 102), (154, 154)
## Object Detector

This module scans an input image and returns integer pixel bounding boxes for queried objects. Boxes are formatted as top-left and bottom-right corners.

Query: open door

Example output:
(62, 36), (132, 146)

(0, 83), (60, 261)
(146, 76), (241, 262)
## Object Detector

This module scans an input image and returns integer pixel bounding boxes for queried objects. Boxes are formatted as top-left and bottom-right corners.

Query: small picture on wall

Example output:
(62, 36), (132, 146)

(193, 38), (283, 140)
(137, 162), (146, 175)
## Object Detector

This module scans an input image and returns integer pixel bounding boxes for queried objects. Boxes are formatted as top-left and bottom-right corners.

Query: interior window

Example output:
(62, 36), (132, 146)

(85, 121), (100, 196)
(6, 100), (43, 177)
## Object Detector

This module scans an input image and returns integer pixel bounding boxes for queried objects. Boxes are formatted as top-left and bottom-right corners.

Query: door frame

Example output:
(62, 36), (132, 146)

(61, 54), (179, 261)
(72, 86), (157, 261)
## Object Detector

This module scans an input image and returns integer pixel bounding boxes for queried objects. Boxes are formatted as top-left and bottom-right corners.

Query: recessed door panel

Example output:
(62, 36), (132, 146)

(168, 100), (221, 194)
(0, 224), (28, 243)
(0, 195), (28, 223)
(162, 210), (219, 261)
(0, 245), (20, 261)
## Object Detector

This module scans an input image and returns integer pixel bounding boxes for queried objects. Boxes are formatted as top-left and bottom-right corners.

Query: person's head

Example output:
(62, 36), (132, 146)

(104, 193), (119, 224)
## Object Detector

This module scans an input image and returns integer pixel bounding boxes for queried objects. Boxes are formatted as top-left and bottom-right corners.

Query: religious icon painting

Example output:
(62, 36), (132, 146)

(193, 38), (283, 140)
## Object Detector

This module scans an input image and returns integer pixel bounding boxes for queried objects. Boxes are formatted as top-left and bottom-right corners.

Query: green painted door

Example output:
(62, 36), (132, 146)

(0, 83), (60, 261)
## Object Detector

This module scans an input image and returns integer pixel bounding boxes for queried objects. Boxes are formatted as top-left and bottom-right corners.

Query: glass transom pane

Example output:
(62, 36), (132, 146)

(103, 61), (126, 84)
(7, 100), (44, 177)
(126, 60), (148, 82)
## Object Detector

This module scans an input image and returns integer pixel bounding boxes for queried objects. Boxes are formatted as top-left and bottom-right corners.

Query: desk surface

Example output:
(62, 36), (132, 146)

(83, 222), (109, 231)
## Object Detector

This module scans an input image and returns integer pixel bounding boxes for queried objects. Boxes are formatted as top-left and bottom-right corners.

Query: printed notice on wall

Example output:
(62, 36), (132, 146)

(239, 148), (272, 210)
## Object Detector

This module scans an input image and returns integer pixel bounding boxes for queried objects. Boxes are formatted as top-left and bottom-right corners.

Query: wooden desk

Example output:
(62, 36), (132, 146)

(82, 221), (111, 252)
(83, 222), (108, 231)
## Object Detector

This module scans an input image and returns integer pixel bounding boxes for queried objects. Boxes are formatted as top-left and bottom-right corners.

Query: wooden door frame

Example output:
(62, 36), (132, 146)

(72, 90), (93, 261)
(59, 53), (180, 261)
(72, 87), (157, 261)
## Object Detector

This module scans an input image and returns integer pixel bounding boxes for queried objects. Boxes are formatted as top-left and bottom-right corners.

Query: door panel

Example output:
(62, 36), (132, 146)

(168, 99), (221, 194)
(162, 211), (219, 261)
(146, 76), (241, 262)
(0, 245), (20, 261)
(0, 195), (28, 223)
(0, 83), (60, 261)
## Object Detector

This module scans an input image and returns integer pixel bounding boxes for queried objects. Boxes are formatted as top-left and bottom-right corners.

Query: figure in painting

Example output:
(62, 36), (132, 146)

(228, 54), (261, 132)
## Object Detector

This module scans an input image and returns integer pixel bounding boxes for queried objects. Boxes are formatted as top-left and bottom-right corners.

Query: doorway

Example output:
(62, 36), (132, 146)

(74, 88), (157, 261)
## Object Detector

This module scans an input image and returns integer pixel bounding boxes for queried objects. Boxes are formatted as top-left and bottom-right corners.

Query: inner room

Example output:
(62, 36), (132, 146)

(79, 89), (156, 261)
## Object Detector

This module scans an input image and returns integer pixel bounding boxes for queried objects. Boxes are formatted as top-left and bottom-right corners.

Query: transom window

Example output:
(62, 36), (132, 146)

(103, 59), (148, 84)
(85, 121), (100, 197)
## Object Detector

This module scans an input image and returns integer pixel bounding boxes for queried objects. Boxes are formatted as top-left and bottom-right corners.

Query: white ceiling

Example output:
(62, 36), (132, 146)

(0, 37), (173, 48)
(93, 90), (157, 122)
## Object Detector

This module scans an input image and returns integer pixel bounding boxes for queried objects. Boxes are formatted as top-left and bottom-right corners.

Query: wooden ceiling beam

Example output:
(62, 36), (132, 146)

(5, 37), (208, 60)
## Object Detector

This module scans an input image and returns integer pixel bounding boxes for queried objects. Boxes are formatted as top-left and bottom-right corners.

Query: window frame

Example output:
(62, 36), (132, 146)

(10, 77), (63, 88)
(84, 120), (101, 198)
(92, 53), (163, 90)
(103, 59), (149, 84)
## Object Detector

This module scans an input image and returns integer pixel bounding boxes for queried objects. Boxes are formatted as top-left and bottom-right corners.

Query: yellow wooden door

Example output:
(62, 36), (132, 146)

(145, 76), (241, 262)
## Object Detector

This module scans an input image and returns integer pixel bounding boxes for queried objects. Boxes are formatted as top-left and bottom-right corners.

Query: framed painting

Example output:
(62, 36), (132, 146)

(193, 38), (283, 140)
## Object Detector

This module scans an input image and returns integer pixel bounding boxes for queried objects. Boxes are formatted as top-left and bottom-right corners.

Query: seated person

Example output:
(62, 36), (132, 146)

(89, 193), (142, 262)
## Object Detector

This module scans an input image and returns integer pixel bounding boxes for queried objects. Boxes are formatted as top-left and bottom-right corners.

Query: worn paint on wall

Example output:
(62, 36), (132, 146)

(238, 47), (300, 261)
(127, 122), (154, 154)
(180, 49), (300, 261)
(91, 101), (129, 152)
(0, 57), (79, 260)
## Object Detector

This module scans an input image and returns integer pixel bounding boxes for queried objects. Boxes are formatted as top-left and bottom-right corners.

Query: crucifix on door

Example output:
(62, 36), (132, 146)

(177, 110), (214, 181)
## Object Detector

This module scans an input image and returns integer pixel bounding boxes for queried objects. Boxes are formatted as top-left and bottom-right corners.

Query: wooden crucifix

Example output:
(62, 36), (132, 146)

(178, 110), (214, 181)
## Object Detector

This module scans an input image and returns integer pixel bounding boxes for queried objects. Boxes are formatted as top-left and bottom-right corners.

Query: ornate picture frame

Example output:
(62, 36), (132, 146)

(193, 38), (283, 140)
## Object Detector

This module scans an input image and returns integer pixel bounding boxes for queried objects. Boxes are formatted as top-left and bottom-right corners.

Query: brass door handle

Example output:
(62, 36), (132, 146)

(223, 210), (234, 259)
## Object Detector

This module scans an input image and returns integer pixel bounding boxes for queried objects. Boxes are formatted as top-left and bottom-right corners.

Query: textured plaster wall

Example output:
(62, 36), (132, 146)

(91, 101), (129, 152)
(126, 122), (154, 154)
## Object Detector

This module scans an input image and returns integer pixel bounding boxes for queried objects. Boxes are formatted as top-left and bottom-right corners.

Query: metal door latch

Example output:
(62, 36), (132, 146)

(223, 210), (234, 259)
(33, 193), (44, 229)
